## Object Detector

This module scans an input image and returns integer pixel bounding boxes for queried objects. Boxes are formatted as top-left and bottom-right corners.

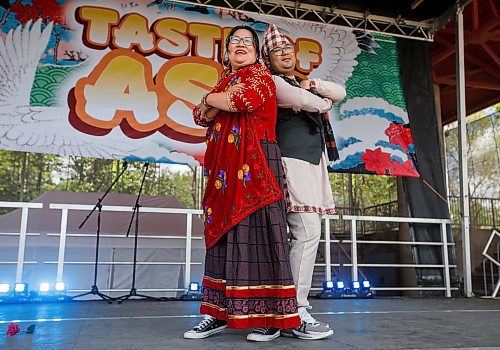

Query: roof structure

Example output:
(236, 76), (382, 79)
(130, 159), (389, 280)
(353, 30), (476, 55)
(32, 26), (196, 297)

(431, 0), (500, 123)
(178, 0), (499, 123)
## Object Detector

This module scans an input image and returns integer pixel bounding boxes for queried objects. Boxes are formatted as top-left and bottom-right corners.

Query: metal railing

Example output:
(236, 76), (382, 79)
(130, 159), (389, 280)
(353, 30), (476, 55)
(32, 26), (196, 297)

(0, 201), (44, 283)
(362, 202), (399, 234)
(313, 215), (457, 297)
(334, 197), (499, 235)
(47, 203), (204, 294)
(482, 230), (500, 298)
(0, 201), (457, 297)
(449, 197), (499, 229)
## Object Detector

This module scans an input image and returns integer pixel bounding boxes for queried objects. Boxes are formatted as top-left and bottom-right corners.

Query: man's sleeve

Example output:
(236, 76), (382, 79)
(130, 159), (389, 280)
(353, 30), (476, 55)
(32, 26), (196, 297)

(273, 75), (332, 113)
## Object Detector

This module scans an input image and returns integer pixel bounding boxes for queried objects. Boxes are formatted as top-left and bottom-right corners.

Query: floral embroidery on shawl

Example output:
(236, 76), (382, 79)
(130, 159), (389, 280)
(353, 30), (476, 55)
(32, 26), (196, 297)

(195, 64), (282, 249)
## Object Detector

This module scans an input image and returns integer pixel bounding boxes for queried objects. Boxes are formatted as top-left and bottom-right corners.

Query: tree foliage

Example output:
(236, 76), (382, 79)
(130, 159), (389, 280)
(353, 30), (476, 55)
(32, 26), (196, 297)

(0, 150), (60, 203)
(1, 101), (497, 216)
(0, 152), (198, 210)
(329, 172), (397, 211)
(445, 105), (499, 198)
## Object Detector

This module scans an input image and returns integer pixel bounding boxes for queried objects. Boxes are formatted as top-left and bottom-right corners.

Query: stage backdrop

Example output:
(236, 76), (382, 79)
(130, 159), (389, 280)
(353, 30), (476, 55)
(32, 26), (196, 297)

(0, 0), (419, 177)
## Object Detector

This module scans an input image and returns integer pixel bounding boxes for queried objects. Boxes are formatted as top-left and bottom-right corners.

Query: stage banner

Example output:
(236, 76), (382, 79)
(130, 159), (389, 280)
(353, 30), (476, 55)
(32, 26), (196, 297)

(0, 0), (419, 177)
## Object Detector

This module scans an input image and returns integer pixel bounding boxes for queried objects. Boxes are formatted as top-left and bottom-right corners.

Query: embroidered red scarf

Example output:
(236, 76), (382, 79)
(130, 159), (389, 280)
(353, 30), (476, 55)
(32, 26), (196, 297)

(202, 66), (282, 249)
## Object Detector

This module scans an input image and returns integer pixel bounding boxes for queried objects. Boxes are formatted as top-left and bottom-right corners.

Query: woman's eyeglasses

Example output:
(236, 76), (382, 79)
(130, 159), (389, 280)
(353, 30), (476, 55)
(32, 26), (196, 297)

(270, 45), (295, 56)
(229, 36), (254, 46)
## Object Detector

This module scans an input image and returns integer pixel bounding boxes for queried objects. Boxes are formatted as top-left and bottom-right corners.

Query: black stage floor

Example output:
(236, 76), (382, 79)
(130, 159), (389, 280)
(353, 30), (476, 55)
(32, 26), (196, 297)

(1, 298), (499, 349)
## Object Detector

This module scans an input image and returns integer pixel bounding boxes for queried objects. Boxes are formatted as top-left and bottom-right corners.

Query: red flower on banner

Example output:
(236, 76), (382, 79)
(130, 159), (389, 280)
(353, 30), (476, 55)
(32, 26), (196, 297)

(384, 123), (414, 151)
(10, 0), (69, 64)
(361, 148), (392, 175)
(11, 0), (65, 25)
(6, 323), (20, 336)
(390, 160), (420, 178)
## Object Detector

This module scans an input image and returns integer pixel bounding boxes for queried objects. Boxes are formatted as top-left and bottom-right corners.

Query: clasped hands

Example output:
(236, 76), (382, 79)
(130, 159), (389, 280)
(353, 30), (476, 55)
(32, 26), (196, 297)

(198, 83), (246, 122)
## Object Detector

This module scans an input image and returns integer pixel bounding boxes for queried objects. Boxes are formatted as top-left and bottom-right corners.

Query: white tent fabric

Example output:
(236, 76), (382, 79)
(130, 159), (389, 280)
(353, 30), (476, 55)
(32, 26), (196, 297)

(0, 191), (206, 297)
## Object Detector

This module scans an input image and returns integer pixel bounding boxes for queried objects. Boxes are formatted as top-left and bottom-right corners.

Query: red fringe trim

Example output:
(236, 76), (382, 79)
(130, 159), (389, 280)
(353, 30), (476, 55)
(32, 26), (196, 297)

(226, 287), (297, 299)
(203, 277), (226, 292)
(203, 277), (297, 298)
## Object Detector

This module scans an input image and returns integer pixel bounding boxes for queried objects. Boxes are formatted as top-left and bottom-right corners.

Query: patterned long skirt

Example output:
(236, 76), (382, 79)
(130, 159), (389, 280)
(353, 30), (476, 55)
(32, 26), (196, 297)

(200, 140), (301, 329)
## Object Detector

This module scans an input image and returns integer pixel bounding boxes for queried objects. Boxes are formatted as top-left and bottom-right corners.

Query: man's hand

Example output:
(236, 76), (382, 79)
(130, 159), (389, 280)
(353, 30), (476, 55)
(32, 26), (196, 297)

(299, 79), (311, 90)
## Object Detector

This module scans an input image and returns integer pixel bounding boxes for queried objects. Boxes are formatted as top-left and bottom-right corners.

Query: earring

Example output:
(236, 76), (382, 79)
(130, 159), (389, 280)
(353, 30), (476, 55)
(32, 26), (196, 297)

(223, 51), (229, 67)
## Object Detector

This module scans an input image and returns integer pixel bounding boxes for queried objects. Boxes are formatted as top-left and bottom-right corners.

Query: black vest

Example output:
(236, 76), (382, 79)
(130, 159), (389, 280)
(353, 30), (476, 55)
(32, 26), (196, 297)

(275, 107), (324, 165)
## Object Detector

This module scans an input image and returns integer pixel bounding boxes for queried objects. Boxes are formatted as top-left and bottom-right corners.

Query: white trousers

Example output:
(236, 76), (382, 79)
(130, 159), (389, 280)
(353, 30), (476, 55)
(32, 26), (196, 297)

(287, 211), (322, 308)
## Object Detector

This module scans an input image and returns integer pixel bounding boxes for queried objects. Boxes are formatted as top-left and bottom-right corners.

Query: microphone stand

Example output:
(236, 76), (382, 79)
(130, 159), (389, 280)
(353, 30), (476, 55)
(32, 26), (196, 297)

(114, 162), (160, 303)
(72, 161), (129, 303)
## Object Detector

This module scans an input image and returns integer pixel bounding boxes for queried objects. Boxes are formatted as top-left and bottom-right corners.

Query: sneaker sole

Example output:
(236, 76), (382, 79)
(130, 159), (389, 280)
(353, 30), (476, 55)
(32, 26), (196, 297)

(183, 325), (227, 339)
(280, 330), (297, 338)
(247, 332), (280, 342)
(292, 329), (334, 340)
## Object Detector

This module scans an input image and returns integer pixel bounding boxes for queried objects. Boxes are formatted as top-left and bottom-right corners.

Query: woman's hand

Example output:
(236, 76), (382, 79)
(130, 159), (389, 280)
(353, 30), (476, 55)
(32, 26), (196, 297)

(197, 103), (216, 123)
(199, 102), (211, 115)
(227, 83), (246, 93)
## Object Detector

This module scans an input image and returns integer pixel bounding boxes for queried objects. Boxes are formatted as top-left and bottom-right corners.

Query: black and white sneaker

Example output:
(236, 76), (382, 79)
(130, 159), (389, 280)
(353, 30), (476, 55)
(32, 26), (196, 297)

(183, 315), (227, 339)
(281, 309), (333, 340)
(246, 328), (280, 342)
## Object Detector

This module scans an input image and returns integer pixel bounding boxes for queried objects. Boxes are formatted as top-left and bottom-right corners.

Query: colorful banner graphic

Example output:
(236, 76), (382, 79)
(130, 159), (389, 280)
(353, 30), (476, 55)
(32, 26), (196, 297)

(0, 0), (419, 177)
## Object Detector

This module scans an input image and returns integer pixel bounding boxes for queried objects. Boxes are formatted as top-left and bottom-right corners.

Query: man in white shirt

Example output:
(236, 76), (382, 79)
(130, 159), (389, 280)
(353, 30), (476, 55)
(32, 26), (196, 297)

(261, 24), (346, 340)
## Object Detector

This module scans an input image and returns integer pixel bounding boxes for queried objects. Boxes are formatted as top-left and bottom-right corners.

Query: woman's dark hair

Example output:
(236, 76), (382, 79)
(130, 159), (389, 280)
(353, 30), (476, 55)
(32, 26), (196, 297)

(224, 25), (260, 63)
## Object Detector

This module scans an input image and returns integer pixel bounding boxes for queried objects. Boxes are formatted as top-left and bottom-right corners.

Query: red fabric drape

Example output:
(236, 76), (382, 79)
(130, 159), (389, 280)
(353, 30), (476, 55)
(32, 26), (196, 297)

(198, 64), (282, 249)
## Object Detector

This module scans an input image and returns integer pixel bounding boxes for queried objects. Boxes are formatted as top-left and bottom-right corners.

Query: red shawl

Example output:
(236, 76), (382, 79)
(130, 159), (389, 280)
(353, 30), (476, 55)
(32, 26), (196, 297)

(200, 64), (282, 249)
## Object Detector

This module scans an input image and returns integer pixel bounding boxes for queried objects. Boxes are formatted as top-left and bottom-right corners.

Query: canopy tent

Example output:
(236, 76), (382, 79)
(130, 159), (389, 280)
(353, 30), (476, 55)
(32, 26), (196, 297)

(0, 191), (206, 297)
(0, 191), (204, 237)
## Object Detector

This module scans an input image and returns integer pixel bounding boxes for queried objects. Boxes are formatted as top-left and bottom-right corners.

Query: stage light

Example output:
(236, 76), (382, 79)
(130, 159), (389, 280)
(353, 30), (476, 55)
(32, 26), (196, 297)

(181, 281), (202, 300)
(39, 282), (50, 293)
(14, 283), (28, 294)
(316, 279), (344, 299)
(352, 279), (373, 298)
(189, 282), (200, 292)
(55, 282), (66, 292)
(335, 280), (345, 290)
(317, 278), (373, 299)
(323, 280), (334, 290)
(0, 283), (10, 293)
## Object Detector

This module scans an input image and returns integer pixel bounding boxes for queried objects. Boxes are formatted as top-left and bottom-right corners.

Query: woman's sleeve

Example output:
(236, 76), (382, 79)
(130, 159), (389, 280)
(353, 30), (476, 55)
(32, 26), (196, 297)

(311, 78), (347, 103)
(273, 75), (333, 113)
(226, 65), (275, 113)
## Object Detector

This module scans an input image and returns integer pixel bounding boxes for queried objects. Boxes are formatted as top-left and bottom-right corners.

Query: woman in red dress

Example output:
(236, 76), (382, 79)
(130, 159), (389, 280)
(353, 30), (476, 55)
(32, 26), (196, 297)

(184, 26), (301, 342)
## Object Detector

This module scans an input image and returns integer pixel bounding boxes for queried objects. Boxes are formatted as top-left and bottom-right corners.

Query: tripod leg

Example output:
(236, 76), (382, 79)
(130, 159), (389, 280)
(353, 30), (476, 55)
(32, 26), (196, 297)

(133, 293), (160, 301)
(72, 206), (113, 303)
(72, 291), (92, 299)
(113, 163), (160, 303)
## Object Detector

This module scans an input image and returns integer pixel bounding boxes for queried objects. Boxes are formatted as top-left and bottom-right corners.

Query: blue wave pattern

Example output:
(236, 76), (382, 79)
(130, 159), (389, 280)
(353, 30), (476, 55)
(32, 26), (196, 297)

(343, 107), (405, 124)
(123, 155), (190, 165)
(390, 155), (405, 164)
(374, 140), (406, 153)
(331, 152), (364, 170)
(337, 136), (361, 151)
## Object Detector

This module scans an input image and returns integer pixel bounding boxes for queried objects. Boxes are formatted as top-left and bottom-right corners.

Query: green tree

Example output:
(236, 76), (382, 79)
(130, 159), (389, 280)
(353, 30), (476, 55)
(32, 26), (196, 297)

(329, 172), (397, 211)
(445, 106), (499, 198)
(0, 151), (61, 212)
